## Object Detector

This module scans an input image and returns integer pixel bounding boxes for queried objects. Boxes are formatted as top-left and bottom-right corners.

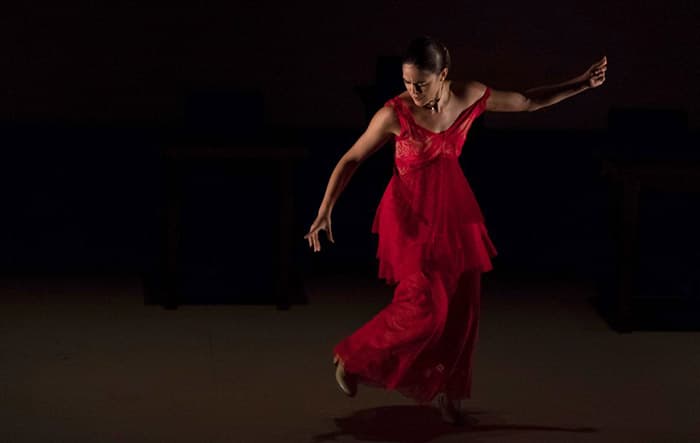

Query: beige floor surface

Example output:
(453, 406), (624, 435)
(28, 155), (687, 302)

(0, 272), (698, 442)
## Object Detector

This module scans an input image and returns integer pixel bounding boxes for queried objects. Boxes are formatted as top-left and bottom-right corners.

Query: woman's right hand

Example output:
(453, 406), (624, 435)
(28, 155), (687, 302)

(304, 212), (334, 252)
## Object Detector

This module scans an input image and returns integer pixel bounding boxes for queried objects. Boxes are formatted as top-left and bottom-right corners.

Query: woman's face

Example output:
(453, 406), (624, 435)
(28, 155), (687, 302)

(402, 63), (446, 107)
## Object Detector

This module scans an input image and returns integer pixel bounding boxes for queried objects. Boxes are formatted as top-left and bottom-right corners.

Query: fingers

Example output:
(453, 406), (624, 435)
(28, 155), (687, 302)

(303, 228), (323, 252)
(305, 231), (319, 252)
(305, 232), (314, 250)
(327, 222), (335, 243)
(303, 217), (334, 252)
(311, 232), (317, 252)
(303, 229), (315, 251)
(592, 60), (607, 82)
(591, 56), (607, 75)
(306, 230), (319, 252)
(315, 231), (321, 252)
(591, 71), (606, 86)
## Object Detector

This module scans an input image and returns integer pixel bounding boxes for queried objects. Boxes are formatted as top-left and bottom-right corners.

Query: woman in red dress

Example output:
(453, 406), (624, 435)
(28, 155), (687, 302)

(304, 36), (607, 425)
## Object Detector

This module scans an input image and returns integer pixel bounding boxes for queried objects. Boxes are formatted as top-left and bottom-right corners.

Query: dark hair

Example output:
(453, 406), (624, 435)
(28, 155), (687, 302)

(402, 36), (451, 74)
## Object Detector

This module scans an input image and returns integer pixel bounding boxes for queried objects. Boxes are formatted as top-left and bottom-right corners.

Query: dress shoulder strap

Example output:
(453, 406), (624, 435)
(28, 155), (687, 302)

(384, 96), (411, 133)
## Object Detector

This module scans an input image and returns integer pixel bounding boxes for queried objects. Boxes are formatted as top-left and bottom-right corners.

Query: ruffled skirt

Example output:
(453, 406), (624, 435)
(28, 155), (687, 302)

(372, 155), (497, 285)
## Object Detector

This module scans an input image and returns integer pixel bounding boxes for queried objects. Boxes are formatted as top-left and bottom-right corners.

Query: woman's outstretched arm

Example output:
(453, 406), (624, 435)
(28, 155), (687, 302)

(304, 106), (398, 252)
(479, 56), (607, 112)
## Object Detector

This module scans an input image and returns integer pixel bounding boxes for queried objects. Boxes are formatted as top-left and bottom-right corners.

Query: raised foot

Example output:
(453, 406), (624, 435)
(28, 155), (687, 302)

(333, 354), (357, 397)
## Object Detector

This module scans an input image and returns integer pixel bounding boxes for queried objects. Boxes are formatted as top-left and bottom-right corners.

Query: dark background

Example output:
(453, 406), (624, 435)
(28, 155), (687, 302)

(2, 2), (699, 303)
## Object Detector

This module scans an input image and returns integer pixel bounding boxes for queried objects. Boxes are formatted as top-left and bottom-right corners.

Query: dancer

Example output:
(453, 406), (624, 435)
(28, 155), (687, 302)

(304, 36), (606, 425)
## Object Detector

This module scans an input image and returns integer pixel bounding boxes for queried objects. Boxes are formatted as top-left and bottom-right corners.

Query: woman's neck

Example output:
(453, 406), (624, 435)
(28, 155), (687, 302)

(424, 80), (450, 113)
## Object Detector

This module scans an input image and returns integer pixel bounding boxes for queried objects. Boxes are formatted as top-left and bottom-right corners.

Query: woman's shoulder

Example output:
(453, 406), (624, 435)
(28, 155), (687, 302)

(372, 94), (405, 136)
(386, 91), (412, 107)
(382, 92), (412, 121)
(453, 80), (489, 101)
(371, 101), (402, 134)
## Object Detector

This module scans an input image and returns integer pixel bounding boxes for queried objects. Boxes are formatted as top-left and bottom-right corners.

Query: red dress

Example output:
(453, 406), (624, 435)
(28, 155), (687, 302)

(333, 86), (498, 404)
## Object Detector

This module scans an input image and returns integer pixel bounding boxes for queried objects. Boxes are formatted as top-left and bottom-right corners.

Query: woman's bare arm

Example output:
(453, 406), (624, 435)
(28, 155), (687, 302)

(476, 56), (607, 112)
(317, 106), (397, 215)
(304, 106), (397, 252)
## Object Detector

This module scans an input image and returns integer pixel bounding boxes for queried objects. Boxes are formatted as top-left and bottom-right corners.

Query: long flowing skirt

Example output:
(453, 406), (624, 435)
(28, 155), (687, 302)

(332, 156), (495, 404)
(332, 269), (482, 403)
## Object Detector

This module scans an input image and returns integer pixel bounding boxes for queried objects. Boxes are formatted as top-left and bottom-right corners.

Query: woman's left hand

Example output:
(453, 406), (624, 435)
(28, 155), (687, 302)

(581, 56), (607, 88)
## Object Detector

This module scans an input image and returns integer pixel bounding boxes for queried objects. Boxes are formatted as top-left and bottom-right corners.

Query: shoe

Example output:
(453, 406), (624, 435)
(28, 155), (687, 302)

(333, 354), (357, 397)
(435, 392), (464, 426)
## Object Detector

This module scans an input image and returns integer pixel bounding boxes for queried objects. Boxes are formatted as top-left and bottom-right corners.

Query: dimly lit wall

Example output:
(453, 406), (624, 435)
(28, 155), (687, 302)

(4, 2), (699, 130)
(2, 3), (699, 295)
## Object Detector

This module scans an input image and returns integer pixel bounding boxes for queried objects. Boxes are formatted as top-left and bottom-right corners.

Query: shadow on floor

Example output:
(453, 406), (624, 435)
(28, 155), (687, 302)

(312, 404), (598, 443)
